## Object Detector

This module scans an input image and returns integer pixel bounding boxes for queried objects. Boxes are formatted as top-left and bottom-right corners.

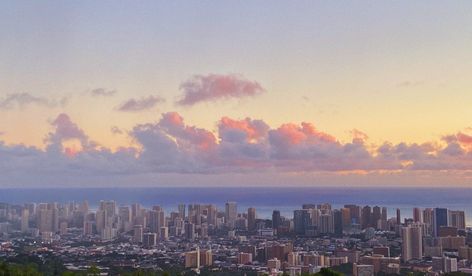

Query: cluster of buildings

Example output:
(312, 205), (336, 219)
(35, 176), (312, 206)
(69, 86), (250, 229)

(0, 201), (471, 275)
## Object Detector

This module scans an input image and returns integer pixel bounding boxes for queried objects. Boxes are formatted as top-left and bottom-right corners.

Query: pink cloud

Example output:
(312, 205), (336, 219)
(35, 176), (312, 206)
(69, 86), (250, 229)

(457, 132), (472, 146)
(159, 112), (217, 151)
(351, 129), (369, 144)
(177, 74), (265, 106)
(270, 122), (336, 146)
(218, 117), (269, 143)
(3, 112), (472, 186)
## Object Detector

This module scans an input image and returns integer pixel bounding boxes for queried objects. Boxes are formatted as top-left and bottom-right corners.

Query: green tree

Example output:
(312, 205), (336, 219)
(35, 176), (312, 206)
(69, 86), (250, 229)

(87, 265), (100, 276)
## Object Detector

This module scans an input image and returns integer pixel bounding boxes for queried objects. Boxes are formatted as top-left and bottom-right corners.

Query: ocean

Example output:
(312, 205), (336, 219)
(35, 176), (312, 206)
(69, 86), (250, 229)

(0, 187), (471, 225)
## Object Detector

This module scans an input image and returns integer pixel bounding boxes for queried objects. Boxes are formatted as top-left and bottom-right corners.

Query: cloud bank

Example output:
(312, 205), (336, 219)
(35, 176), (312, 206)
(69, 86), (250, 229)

(1, 112), (472, 186)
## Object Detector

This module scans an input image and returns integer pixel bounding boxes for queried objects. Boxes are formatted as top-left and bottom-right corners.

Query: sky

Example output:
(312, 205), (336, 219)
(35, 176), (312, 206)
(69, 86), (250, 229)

(1, 1), (472, 187)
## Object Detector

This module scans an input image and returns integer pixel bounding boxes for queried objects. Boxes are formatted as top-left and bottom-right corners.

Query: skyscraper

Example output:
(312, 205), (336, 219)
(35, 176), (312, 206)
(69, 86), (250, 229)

(319, 211), (334, 234)
(185, 222), (195, 240)
(207, 204), (217, 226)
(344, 204), (361, 225)
(372, 206), (381, 229)
(225, 202), (237, 228)
(21, 208), (29, 232)
(149, 210), (161, 234)
(272, 210), (281, 229)
(119, 206), (131, 231)
(247, 207), (256, 231)
(178, 204), (186, 219)
(402, 225), (423, 262)
(333, 209), (343, 235)
(423, 208), (434, 235)
(433, 208), (448, 237)
(143, 232), (157, 248)
(448, 210), (465, 230)
(396, 209), (401, 225)
(381, 207), (387, 224)
(133, 225), (143, 243)
(361, 206), (372, 229)
(413, 207), (422, 223)
(293, 209), (310, 235)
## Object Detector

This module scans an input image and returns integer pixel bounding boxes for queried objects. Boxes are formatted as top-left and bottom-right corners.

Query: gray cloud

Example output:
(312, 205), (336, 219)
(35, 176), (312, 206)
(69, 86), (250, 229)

(91, 88), (117, 97)
(111, 126), (124, 135)
(0, 93), (65, 110)
(117, 95), (165, 112)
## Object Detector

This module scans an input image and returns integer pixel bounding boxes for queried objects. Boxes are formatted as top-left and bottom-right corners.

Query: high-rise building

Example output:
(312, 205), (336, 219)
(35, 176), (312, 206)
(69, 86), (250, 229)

(160, 226), (169, 240)
(185, 248), (200, 268)
(21, 208), (29, 232)
(423, 208), (433, 224)
(432, 256), (458, 273)
(293, 209), (310, 235)
(225, 202), (237, 228)
(200, 249), (213, 267)
(237, 252), (253, 264)
(344, 204), (361, 225)
(83, 221), (94, 236)
(207, 205), (217, 226)
(317, 203), (332, 211)
(37, 203), (58, 233)
(302, 204), (316, 210)
(402, 225), (423, 262)
(272, 210), (281, 230)
(131, 203), (140, 222)
(333, 209), (343, 235)
(361, 206), (372, 229)
(396, 209), (401, 225)
(433, 208), (448, 237)
(178, 204), (186, 219)
(459, 246), (472, 261)
(59, 221), (68, 235)
(133, 225), (143, 243)
(188, 204), (201, 225)
(99, 200), (116, 218)
(303, 253), (325, 267)
(288, 252), (300, 266)
(373, 246), (390, 257)
(319, 212), (334, 234)
(267, 258), (281, 271)
(143, 232), (157, 248)
(101, 226), (116, 241)
(310, 208), (321, 227)
(119, 206), (131, 231)
(449, 210), (466, 230)
(149, 210), (164, 234)
(341, 208), (351, 228)
(96, 209), (107, 233)
(381, 207), (388, 229)
(413, 208), (422, 223)
(247, 207), (256, 231)
(372, 206), (381, 229)
(423, 208), (434, 235)
(24, 203), (36, 218)
(185, 222), (195, 240)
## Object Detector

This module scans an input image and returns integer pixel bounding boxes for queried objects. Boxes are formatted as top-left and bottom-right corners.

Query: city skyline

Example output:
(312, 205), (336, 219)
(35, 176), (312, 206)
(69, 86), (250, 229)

(0, 197), (470, 274)
(2, 2), (472, 187)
